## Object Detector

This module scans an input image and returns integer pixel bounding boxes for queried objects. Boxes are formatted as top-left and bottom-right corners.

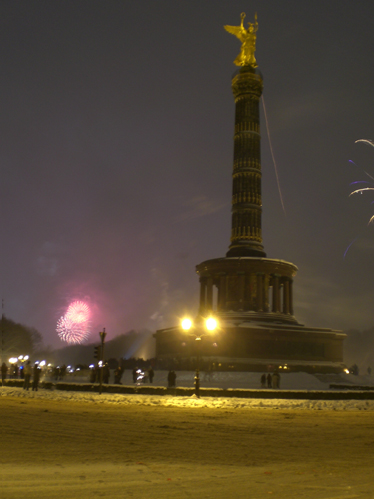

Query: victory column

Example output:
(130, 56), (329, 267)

(154, 14), (346, 374)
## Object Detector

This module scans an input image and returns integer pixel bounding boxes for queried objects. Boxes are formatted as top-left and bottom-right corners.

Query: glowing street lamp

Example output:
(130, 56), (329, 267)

(205, 317), (218, 331)
(180, 316), (218, 397)
(181, 318), (193, 331)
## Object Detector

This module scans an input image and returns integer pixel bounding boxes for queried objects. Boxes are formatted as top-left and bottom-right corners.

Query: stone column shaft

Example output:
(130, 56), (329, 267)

(226, 66), (266, 258)
(283, 279), (290, 314)
(289, 280), (294, 315)
(256, 273), (264, 311)
(199, 278), (206, 314)
(218, 275), (226, 310)
(272, 275), (281, 313)
(206, 277), (214, 311)
(238, 273), (245, 309)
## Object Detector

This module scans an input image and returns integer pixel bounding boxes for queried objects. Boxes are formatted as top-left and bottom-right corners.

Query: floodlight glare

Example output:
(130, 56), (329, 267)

(205, 317), (217, 331)
(181, 318), (193, 331)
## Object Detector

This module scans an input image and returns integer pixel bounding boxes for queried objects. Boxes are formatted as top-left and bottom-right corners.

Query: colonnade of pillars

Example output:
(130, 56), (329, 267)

(198, 273), (294, 316)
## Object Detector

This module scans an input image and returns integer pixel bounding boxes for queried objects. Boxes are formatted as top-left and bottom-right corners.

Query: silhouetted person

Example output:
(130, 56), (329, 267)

(32, 363), (41, 391)
(168, 370), (176, 388)
(272, 371), (280, 389)
(350, 364), (359, 375)
(148, 367), (154, 383)
(59, 364), (67, 380)
(103, 363), (110, 384)
(267, 373), (272, 388)
(1, 362), (7, 383)
(114, 366), (123, 384)
(94, 366), (100, 383)
(23, 360), (32, 390)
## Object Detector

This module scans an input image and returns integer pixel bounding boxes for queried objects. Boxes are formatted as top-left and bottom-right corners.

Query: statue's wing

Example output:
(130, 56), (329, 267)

(224, 25), (243, 40)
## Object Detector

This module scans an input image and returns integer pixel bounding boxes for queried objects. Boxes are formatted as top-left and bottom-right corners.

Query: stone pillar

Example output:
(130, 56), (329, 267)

(283, 279), (290, 315)
(256, 273), (264, 311)
(199, 278), (206, 315)
(263, 274), (270, 312)
(272, 275), (280, 313)
(206, 277), (214, 311)
(249, 273), (257, 310)
(289, 279), (294, 316)
(218, 275), (226, 310)
(238, 273), (245, 310)
(226, 66), (266, 258)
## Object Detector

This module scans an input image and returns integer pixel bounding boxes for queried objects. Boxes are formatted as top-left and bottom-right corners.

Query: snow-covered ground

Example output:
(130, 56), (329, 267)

(2, 384), (374, 499)
(2, 370), (374, 411)
(43, 368), (374, 390)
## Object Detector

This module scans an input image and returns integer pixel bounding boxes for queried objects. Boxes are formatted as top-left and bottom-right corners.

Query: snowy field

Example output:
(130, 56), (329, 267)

(3, 370), (374, 412)
(2, 384), (374, 411)
(48, 368), (374, 391)
(2, 387), (374, 499)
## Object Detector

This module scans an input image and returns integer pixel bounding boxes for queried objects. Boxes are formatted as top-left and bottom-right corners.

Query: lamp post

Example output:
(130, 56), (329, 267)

(99, 328), (107, 395)
(181, 316), (218, 398)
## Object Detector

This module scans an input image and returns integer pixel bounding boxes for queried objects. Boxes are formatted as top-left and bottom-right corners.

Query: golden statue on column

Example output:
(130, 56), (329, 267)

(224, 12), (258, 68)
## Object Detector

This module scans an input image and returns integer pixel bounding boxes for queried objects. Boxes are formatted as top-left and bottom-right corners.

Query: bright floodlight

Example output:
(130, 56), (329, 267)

(181, 318), (193, 331)
(205, 317), (217, 331)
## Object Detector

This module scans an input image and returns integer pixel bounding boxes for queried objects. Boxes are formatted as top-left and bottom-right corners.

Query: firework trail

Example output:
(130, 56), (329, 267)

(355, 139), (374, 148)
(261, 96), (286, 215)
(348, 141), (374, 220)
(344, 139), (374, 258)
(343, 236), (359, 259)
(348, 159), (374, 182)
(57, 300), (91, 344)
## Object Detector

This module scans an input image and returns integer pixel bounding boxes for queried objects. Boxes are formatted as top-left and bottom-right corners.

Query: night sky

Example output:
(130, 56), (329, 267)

(1, 1), (374, 350)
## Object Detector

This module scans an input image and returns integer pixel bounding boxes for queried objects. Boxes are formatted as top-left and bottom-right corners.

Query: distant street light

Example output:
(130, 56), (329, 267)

(181, 316), (218, 398)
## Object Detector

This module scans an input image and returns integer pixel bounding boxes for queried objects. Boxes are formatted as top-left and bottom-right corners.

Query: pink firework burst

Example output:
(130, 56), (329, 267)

(56, 300), (91, 344)
(65, 301), (90, 324)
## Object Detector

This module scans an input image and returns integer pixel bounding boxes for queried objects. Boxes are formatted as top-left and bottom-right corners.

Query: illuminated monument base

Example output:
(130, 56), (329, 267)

(154, 257), (346, 374)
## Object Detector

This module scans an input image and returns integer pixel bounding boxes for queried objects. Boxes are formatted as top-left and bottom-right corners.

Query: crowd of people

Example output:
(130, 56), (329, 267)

(1, 360), (42, 391)
(2, 361), (23, 381)
(88, 364), (156, 385)
(260, 372), (281, 389)
(2, 359), (283, 390)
